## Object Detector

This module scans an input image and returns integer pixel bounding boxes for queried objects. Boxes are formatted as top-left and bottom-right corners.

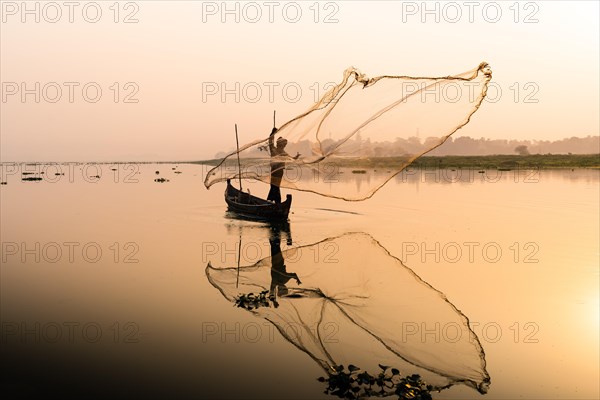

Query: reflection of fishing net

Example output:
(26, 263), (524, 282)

(205, 232), (490, 394)
(204, 63), (492, 200)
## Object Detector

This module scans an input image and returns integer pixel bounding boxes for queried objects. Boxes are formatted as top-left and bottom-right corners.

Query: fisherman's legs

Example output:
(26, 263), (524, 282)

(267, 184), (281, 203)
(268, 172), (283, 203)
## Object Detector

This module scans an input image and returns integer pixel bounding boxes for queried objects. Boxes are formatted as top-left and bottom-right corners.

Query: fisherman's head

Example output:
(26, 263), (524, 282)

(276, 137), (288, 149)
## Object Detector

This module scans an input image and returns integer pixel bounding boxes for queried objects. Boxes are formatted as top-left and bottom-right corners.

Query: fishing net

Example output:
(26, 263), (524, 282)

(204, 63), (492, 200)
(205, 232), (490, 393)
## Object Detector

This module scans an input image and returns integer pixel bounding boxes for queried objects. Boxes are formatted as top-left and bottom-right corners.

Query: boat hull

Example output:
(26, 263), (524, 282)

(225, 179), (291, 221)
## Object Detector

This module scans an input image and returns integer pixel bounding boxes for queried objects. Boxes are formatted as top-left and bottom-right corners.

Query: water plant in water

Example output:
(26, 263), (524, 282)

(318, 364), (434, 400)
(234, 290), (273, 310)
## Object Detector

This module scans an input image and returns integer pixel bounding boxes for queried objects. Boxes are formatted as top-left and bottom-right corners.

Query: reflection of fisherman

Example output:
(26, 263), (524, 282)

(267, 127), (300, 203)
(268, 223), (300, 307)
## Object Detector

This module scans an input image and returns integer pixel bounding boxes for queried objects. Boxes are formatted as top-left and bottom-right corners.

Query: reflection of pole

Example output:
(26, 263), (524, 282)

(235, 124), (243, 191)
(236, 228), (242, 288)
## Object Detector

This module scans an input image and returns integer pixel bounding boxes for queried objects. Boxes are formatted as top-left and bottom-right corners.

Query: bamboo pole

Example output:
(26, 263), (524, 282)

(235, 124), (242, 191)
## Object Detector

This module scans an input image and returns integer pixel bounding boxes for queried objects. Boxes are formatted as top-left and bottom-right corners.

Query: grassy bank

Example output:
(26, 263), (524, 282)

(386, 154), (599, 169)
(197, 154), (600, 169)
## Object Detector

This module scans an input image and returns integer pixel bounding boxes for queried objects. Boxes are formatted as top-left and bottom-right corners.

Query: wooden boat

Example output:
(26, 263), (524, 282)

(225, 179), (291, 221)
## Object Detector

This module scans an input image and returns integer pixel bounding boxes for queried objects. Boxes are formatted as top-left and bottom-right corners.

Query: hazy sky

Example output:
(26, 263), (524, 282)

(1, 0), (598, 161)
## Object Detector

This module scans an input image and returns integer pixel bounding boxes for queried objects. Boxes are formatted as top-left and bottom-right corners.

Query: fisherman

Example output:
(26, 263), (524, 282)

(267, 127), (300, 203)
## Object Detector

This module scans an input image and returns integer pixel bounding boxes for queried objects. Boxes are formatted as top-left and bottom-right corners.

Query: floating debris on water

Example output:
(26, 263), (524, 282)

(0, 182), (7, 185)
(352, 170), (367, 174)
(22, 177), (42, 181)
(154, 178), (169, 183)
(174, 171), (182, 174)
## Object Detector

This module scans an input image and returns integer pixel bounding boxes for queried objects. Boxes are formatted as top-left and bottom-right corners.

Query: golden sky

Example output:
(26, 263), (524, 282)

(1, 0), (598, 161)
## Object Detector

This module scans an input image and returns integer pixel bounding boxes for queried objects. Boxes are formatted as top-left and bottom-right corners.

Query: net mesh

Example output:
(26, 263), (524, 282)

(206, 232), (490, 393)
(204, 63), (492, 200)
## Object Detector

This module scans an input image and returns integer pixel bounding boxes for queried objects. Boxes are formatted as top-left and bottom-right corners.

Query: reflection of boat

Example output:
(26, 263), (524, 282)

(225, 179), (291, 221)
(206, 232), (491, 395)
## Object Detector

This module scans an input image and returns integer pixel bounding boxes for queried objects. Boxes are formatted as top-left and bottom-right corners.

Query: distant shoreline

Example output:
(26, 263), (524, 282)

(2, 154), (599, 169)
(196, 154), (600, 169)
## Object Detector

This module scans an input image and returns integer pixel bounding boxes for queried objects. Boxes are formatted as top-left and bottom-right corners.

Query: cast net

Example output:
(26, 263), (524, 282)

(204, 63), (492, 200)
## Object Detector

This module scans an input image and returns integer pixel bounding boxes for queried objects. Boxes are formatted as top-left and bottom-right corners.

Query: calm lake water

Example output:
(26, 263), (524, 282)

(1, 163), (598, 399)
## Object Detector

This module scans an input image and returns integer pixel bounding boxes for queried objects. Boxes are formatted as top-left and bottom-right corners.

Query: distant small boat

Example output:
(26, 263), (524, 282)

(225, 179), (291, 221)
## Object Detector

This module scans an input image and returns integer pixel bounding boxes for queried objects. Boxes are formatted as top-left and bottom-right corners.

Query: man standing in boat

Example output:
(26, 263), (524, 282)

(267, 127), (300, 203)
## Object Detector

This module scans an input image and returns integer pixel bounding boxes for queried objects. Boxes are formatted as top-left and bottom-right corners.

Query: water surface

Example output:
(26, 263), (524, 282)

(1, 164), (598, 399)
